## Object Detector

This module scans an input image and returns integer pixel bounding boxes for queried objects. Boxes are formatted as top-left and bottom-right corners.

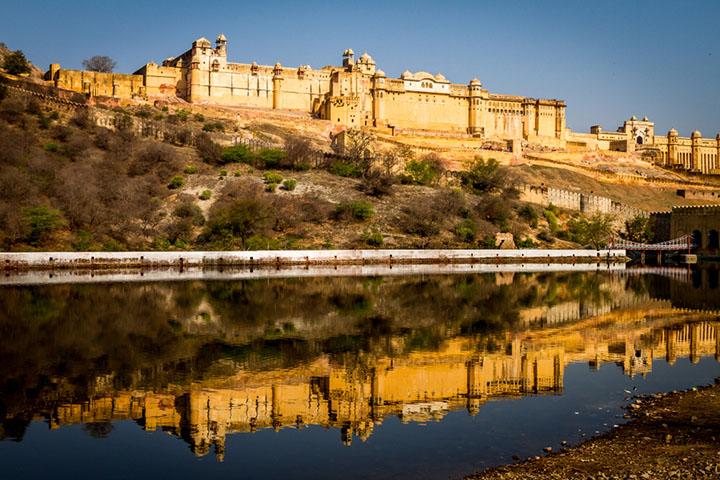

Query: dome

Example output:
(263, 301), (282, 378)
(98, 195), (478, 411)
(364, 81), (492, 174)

(359, 52), (374, 64)
(216, 33), (227, 42)
(630, 115), (637, 121)
(642, 116), (649, 121)
(194, 37), (211, 47)
(401, 70), (413, 79)
(374, 69), (386, 77)
(692, 130), (702, 138)
(434, 73), (447, 82)
(343, 48), (355, 56)
(668, 128), (678, 136)
(469, 78), (481, 86)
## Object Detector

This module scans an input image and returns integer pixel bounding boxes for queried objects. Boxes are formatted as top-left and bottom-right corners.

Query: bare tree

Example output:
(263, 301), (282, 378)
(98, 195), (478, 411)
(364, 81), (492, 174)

(82, 56), (116, 73)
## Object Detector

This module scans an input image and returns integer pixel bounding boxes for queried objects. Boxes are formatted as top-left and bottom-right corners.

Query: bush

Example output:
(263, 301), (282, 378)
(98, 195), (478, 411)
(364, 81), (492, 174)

(363, 229), (384, 247)
(135, 107), (152, 118)
(516, 237), (537, 248)
(281, 179), (297, 191)
(403, 154), (445, 186)
(3, 50), (31, 75)
(329, 160), (363, 178)
(518, 204), (539, 228)
(477, 195), (513, 228)
(454, 218), (477, 243)
(263, 171), (284, 184)
(544, 209), (559, 233)
(234, 170), (242, 177)
(70, 109), (91, 129)
(203, 121), (225, 132)
(221, 144), (254, 164)
(359, 169), (395, 197)
(460, 158), (506, 194)
(284, 136), (316, 170)
(43, 142), (59, 153)
(195, 133), (222, 164)
(183, 165), (198, 174)
(173, 201), (205, 226)
(335, 200), (374, 221)
(256, 147), (287, 169)
(219, 169), (228, 177)
(194, 113), (205, 122)
(265, 183), (278, 192)
(22, 206), (66, 245)
(199, 189), (212, 200)
(167, 175), (184, 190)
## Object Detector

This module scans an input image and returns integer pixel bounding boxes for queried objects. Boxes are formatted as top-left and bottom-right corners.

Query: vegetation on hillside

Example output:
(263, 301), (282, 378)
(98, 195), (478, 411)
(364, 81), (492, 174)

(0, 89), (632, 251)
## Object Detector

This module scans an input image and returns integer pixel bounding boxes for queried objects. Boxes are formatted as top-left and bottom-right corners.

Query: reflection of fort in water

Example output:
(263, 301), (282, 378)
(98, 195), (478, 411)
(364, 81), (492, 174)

(47, 316), (720, 460)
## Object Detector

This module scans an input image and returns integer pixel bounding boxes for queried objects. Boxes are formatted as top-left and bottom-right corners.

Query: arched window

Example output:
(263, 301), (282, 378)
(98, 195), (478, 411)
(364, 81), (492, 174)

(708, 229), (719, 249)
(636, 135), (643, 145)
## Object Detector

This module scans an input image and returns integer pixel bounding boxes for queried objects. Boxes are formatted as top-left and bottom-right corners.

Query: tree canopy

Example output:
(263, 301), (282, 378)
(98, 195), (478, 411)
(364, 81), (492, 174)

(2, 50), (31, 75)
(82, 56), (116, 73)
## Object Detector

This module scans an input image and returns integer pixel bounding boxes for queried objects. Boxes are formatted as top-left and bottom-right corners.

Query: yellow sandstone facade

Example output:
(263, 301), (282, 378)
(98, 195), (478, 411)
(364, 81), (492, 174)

(572, 116), (720, 175)
(46, 34), (567, 144)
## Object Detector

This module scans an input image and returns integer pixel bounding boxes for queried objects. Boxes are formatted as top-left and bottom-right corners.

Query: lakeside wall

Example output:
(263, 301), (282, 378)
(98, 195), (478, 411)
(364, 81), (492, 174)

(0, 249), (627, 272)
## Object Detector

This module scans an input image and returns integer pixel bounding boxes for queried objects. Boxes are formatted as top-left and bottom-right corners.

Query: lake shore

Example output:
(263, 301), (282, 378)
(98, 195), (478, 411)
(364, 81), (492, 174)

(0, 249), (627, 272)
(466, 382), (720, 480)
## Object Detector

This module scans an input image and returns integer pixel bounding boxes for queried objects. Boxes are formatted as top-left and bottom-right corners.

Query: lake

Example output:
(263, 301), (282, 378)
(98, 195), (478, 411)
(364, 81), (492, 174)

(1, 266), (718, 479)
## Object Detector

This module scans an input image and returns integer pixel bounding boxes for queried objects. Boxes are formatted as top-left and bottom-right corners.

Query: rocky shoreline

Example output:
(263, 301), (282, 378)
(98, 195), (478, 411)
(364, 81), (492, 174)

(466, 382), (720, 479)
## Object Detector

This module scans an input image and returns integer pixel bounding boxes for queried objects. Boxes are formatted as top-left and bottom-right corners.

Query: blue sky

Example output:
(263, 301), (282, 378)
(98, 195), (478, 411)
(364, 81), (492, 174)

(3, 0), (719, 136)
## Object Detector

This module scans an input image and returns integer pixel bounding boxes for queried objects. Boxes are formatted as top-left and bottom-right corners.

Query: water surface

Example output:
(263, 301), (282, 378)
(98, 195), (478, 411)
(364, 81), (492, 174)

(1, 267), (718, 479)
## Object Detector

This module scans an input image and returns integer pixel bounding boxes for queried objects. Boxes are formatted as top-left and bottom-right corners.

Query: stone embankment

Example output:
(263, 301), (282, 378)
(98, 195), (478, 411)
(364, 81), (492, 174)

(467, 383), (720, 480)
(0, 249), (627, 272)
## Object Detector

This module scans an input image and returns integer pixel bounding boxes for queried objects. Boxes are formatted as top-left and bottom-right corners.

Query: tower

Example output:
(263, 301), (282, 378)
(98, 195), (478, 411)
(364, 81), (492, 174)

(667, 128), (679, 167)
(691, 130), (702, 172)
(372, 69), (386, 127)
(342, 49), (355, 70)
(468, 79), (482, 136)
(215, 34), (227, 58)
(272, 63), (283, 109)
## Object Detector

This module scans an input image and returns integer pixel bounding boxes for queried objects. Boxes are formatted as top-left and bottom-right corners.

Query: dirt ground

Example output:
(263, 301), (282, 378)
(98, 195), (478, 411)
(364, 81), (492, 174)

(466, 382), (720, 480)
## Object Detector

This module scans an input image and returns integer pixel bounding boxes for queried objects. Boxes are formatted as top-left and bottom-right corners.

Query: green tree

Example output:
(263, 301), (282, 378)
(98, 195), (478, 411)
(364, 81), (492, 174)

(22, 206), (66, 245)
(624, 214), (654, 243)
(204, 199), (273, 248)
(567, 213), (615, 249)
(459, 157), (506, 194)
(3, 50), (31, 75)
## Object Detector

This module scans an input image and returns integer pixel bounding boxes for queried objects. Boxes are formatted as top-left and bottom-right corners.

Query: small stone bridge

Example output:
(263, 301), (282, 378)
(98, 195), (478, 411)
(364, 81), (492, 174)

(610, 235), (695, 252)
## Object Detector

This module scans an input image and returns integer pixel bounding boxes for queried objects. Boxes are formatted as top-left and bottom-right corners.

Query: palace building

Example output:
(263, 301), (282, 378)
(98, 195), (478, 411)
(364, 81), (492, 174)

(45, 34), (567, 145)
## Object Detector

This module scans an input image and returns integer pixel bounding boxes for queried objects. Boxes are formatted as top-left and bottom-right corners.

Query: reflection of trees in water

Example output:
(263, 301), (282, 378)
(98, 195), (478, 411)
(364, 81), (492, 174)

(83, 422), (114, 439)
(0, 271), (629, 440)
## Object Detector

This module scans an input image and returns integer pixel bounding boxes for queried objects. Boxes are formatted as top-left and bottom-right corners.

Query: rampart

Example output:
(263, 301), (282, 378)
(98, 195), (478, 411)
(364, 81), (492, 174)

(519, 184), (645, 223)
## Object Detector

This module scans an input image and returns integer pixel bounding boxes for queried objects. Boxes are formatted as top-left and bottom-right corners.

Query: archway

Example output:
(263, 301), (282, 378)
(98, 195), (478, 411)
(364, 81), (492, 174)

(692, 230), (703, 249)
(636, 135), (644, 145)
(708, 230), (719, 250)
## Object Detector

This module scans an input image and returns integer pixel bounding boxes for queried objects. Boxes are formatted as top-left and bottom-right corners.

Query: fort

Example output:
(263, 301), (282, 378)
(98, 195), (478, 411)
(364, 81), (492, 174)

(45, 34), (566, 145)
(38, 34), (720, 176)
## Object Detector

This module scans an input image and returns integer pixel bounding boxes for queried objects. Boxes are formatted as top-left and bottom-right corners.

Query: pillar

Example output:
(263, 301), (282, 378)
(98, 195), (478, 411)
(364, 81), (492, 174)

(272, 63), (283, 110)
(716, 134), (720, 172)
(691, 130), (702, 172)
(372, 73), (386, 128)
(467, 79), (482, 136)
(668, 129), (679, 167)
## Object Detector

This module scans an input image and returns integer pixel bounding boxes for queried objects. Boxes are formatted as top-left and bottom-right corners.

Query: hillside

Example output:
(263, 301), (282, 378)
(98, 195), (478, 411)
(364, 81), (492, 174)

(0, 65), (715, 252)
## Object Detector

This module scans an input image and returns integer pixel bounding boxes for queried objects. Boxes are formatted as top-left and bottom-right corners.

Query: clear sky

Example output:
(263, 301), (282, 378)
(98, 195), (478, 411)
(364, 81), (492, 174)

(3, 0), (719, 136)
